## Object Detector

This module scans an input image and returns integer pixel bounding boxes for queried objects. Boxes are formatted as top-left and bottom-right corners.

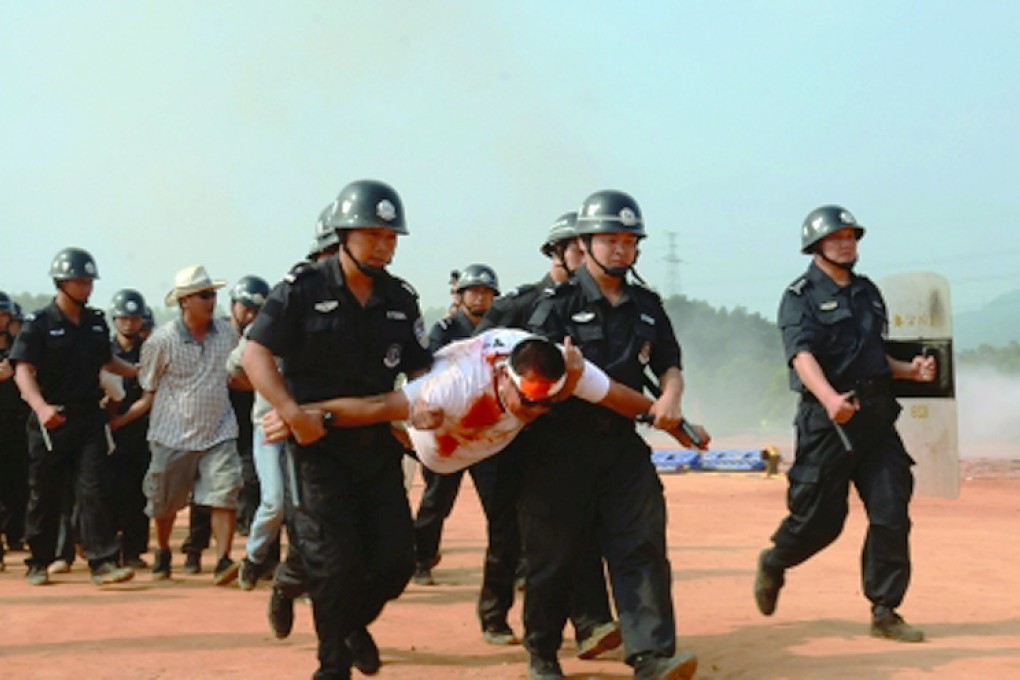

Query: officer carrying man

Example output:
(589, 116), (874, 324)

(242, 180), (432, 680)
(754, 205), (937, 643)
(11, 247), (139, 586)
(524, 191), (706, 680)
(474, 211), (624, 662)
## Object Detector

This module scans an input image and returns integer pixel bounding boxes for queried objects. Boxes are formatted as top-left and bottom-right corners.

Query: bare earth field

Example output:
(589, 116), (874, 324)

(2, 442), (1019, 679)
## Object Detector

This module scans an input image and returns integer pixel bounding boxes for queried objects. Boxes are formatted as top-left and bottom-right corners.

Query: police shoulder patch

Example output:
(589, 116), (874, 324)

(284, 261), (314, 284)
(788, 278), (808, 296)
(395, 277), (419, 299)
(505, 283), (536, 299)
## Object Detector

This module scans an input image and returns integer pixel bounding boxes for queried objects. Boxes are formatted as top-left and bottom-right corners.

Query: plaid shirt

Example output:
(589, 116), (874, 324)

(140, 317), (239, 450)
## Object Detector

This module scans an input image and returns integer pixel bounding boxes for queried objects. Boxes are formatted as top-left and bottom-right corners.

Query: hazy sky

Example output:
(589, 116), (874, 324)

(3, 2), (1018, 321)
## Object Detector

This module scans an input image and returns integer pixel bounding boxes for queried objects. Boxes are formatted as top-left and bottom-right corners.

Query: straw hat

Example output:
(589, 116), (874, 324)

(164, 265), (226, 306)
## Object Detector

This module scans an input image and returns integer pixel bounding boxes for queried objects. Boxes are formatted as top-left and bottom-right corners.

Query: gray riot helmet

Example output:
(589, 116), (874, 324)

(541, 212), (578, 258)
(456, 264), (500, 295)
(110, 289), (147, 318)
(575, 190), (646, 239)
(800, 205), (865, 254)
(308, 203), (341, 259)
(230, 275), (271, 309)
(49, 247), (100, 281)
(323, 180), (408, 235)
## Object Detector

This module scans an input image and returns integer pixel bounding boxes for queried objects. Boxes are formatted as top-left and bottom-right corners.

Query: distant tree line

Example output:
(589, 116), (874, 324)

(956, 341), (1020, 375)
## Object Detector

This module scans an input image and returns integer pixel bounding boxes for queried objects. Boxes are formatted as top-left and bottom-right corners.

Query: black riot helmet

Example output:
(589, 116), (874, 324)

(308, 203), (341, 260)
(10, 301), (23, 323)
(110, 289), (147, 318)
(323, 180), (408, 235)
(230, 275), (271, 310)
(800, 205), (865, 254)
(575, 190), (647, 239)
(456, 264), (500, 295)
(141, 306), (155, 331)
(540, 212), (578, 258)
(49, 247), (100, 281)
(0, 291), (10, 315)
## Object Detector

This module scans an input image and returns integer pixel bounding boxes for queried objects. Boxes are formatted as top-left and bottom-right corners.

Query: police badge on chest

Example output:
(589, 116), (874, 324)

(384, 343), (402, 368)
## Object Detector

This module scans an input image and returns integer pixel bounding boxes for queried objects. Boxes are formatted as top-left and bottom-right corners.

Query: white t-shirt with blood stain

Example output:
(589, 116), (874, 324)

(401, 328), (610, 473)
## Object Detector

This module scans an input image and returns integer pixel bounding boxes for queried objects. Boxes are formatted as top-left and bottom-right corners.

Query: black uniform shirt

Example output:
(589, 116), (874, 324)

(475, 274), (557, 334)
(427, 308), (476, 353)
(248, 257), (432, 404)
(111, 336), (148, 441)
(10, 301), (111, 407)
(0, 335), (29, 419)
(527, 267), (682, 393)
(778, 262), (891, 393)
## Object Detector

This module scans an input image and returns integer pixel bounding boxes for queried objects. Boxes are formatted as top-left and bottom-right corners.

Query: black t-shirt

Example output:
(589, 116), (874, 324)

(777, 262), (891, 393)
(248, 258), (432, 405)
(11, 301), (111, 408)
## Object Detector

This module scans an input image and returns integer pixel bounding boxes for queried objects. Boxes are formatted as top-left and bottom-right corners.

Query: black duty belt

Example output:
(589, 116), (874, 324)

(801, 375), (893, 403)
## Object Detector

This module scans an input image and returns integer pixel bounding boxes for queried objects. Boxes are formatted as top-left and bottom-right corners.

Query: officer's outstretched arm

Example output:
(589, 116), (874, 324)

(592, 375), (710, 449)
(308, 392), (412, 428)
(243, 340), (325, 445)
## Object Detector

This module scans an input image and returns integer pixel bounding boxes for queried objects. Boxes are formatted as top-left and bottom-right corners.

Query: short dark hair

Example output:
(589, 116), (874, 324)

(509, 337), (565, 382)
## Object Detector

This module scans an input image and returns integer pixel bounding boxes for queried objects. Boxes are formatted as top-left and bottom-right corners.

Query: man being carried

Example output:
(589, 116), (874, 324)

(262, 328), (706, 471)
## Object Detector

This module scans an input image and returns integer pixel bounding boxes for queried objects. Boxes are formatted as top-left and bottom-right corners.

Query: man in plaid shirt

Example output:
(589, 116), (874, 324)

(138, 265), (242, 585)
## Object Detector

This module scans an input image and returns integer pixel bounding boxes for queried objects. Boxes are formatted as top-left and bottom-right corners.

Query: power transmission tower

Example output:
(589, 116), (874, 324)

(663, 231), (683, 298)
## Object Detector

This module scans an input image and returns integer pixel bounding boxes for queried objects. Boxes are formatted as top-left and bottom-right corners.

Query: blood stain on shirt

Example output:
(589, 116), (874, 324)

(461, 393), (502, 430)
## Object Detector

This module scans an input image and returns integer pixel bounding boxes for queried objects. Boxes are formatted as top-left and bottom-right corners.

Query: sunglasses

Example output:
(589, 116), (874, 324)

(194, 290), (217, 300)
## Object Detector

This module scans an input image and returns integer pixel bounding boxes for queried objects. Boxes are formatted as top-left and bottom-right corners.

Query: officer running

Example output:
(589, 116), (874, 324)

(524, 191), (705, 680)
(11, 248), (139, 586)
(242, 180), (432, 680)
(754, 205), (937, 642)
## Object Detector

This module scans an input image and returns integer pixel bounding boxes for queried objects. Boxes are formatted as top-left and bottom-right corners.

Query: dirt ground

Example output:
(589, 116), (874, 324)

(2, 440), (1019, 679)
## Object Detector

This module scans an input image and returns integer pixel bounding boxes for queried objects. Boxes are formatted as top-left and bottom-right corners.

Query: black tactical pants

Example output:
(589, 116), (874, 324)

(24, 411), (121, 570)
(110, 428), (151, 561)
(287, 429), (414, 678)
(520, 424), (676, 663)
(768, 394), (914, 610)
(0, 414), (29, 551)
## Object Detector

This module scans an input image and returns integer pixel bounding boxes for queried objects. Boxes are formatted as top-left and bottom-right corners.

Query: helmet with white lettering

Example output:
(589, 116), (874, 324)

(49, 247), (100, 281)
(323, 180), (408, 235)
(575, 190), (646, 239)
(541, 212), (578, 257)
(800, 205), (865, 254)
(110, 289), (146, 318)
(456, 264), (500, 295)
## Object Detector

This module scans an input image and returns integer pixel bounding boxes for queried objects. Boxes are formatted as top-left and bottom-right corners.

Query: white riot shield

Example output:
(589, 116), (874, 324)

(879, 272), (959, 499)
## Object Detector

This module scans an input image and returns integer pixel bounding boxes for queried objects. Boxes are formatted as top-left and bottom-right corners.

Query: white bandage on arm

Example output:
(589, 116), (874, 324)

(572, 360), (611, 403)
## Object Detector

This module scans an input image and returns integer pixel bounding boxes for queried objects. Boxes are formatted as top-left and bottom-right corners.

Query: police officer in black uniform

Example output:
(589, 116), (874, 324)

(0, 292), (30, 567)
(754, 205), (937, 643)
(106, 288), (153, 568)
(476, 212), (581, 334)
(11, 247), (139, 586)
(413, 263), (501, 588)
(524, 191), (703, 680)
(242, 180), (431, 680)
(475, 212), (623, 661)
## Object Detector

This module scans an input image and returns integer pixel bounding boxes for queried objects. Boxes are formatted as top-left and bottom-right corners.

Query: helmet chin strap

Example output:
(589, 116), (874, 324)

(342, 242), (388, 279)
(57, 281), (88, 308)
(818, 250), (857, 272)
(582, 236), (629, 279)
